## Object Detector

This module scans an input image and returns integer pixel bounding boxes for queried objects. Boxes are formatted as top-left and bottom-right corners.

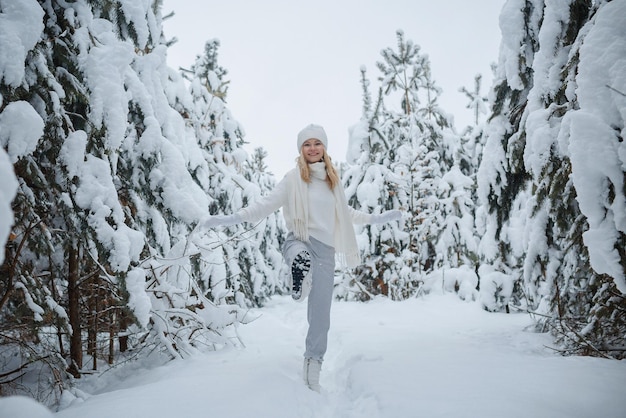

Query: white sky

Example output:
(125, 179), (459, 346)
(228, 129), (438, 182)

(161, 1), (505, 179)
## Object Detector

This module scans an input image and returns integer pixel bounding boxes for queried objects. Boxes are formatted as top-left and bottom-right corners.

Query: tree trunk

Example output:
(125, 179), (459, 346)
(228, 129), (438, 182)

(88, 277), (97, 370)
(109, 310), (115, 365)
(119, 311), (129, 352)
(67, 245), (82, 378)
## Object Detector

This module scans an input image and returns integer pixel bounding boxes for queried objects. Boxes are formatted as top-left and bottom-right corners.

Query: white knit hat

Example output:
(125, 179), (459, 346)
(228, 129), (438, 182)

(297, 124), (328, 151)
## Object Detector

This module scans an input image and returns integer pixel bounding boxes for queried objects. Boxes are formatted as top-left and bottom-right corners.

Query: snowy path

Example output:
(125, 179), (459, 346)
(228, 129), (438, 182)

(54, 295), (626, 418)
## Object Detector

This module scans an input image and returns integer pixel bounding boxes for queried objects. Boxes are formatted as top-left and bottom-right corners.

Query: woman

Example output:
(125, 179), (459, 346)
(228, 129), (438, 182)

(199, 123), (402, 392)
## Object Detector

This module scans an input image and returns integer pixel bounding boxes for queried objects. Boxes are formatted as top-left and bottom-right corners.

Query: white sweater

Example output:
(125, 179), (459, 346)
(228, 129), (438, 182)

(237, 168), (371, 247)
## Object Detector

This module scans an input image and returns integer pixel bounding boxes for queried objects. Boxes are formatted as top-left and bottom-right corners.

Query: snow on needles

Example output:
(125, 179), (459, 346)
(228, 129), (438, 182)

(0, 147), (16, 265)
(563, 1), (626, 292)
(0, 101), (44, 162)
(0, 106), (44, 267)
(481, 0), (626, 295)
(0, 0), (45, 265)
(0, 0), (44, 87)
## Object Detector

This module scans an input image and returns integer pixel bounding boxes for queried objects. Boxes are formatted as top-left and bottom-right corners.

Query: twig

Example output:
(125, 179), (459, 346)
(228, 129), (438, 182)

(606, 84), (626, 97)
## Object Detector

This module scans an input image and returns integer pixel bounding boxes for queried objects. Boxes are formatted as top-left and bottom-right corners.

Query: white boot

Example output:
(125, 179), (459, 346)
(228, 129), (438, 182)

(303, 358), (322, 392)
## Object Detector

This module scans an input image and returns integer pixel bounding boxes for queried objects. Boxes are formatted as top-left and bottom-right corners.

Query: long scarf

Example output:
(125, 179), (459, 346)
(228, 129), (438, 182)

(289, 162), (360, 268)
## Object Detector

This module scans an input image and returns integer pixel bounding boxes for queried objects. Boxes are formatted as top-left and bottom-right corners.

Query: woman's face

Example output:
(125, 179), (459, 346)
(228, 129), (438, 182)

(301, 138), (325, 164)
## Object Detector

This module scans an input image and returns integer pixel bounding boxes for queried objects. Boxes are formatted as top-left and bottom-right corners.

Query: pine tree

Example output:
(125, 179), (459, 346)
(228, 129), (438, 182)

(340, 31), (467, 300)
(478, 0), (626, 357)
(460, 74), (489, 127)
(476, 0), (542, 311)
(519, 0), (625, 357)
(0, 0), (251, 402)
(181, 41), (285, 307)
(458, 72), (491, 182)
(242, 147), (288, 304)
(1, 0), (103, 392)
(181, 38), (248, 308)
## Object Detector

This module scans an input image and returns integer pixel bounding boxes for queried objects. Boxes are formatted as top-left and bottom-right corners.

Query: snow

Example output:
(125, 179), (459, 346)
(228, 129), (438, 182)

(478, 264), (514, 312)
(73, 154), (145, 272)
(14, 282), (45, 321)
(346, 121), (369, 164)
(0, 396), (53, 418)
(0, 99), (43, 265)
(0, 146), (17, 265)
(125, 268), (152, 329)
(80, 18), (134, 152)
(424, 265), (479, 302)
(476, 116), (509, 206)
(0, 100), (44, 163)
(0, 0), (44, 87)
(118, 0), (154, 50)
(1, 295), (618, 418)
(530, 0), (573, 102)
(498, 0), (530, 91)
(59, 131), (88, 178)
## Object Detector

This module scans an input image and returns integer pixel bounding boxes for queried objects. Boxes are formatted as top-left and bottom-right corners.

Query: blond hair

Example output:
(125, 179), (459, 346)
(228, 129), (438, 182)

(297, 150), (340, 190)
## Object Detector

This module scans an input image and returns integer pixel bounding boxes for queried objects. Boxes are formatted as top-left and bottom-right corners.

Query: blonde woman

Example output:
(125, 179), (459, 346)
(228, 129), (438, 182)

(200, 123), (402, 392)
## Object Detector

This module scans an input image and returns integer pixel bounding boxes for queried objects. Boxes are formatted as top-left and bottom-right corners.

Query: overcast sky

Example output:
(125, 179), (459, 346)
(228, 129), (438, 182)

(161, 1), (505, 178)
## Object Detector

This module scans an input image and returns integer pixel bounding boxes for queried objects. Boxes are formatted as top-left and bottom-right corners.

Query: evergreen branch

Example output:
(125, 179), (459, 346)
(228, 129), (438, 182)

(550, 320), (614, 359)
(546, 283), (615, 360)
(85, 247), (116, 282)
(369, 125), (392, 150)
(0, 219), (42, 312)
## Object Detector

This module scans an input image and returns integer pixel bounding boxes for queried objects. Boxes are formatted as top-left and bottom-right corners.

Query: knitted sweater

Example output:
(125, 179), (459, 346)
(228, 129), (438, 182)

(237, 167), (371, 248)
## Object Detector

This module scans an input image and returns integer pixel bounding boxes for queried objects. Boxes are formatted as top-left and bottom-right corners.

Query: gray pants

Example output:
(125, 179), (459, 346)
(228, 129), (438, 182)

(283, 234), (335, 361)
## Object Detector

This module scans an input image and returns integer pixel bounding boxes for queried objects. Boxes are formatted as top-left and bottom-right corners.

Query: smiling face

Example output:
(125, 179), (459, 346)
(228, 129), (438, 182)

(301, 138), (325, 164)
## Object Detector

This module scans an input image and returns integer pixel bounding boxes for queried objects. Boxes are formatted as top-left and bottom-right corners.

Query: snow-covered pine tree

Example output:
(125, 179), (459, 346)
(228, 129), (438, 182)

(476, 0), (541, 312)
(436, 75), (491, 302)
(376, 31), (477, 298)
(479, 0), (626, 357)
(1, 0), (107, 394)
(518, 0), (625, 357)
(431, 165), (480, 301)
(458, 73), (490, 180)
(0, 0), (250, 403)
(554, 0), (626, 359)
(460, 74), (490, 128)
(181, 40), (285, 307)
(180, 39), (249, 308)
(106, 29), (249, 363)
(459, 73), (490, 187)
(341, 31), (470, 300)
(334, 62), (407, 301)
(242, 147), (288, 305)
(508, 0), (594, 340)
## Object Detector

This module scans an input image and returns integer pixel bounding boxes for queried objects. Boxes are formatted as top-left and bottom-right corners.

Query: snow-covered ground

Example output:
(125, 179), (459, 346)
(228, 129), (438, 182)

(2, 294), (625, 418)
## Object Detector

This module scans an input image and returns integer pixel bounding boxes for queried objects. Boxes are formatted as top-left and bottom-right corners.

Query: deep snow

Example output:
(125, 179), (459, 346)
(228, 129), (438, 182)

(2, 294), (624, 418)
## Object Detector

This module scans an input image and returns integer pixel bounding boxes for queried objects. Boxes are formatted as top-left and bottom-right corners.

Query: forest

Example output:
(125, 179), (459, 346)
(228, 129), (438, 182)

(0, 0), (624, 408)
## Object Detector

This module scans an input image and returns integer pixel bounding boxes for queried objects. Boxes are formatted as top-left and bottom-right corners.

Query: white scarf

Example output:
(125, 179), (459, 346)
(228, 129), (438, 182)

(288, 162), (360, 268)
